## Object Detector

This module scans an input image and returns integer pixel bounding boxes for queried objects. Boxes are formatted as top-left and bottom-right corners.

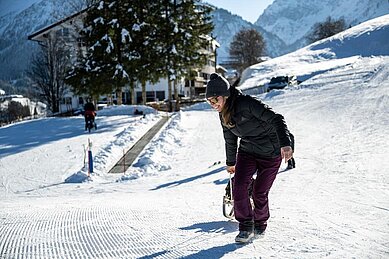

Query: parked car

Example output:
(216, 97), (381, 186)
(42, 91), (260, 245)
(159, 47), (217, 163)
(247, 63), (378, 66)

(72, 108), (84, 116)
(265, 76), (297, 91)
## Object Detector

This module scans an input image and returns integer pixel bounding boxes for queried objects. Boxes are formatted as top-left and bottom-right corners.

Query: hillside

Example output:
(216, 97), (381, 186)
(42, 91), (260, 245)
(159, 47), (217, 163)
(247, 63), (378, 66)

(256, 0), (389, 49)
(1, 0), (387, 81)
(240, 14), (389, 89)
(0, 0), (82, 80)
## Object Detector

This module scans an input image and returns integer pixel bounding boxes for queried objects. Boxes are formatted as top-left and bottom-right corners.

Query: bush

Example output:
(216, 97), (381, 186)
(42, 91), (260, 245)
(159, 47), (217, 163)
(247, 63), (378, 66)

(307, 17), (347, 44)
(0, 101), (31, 124)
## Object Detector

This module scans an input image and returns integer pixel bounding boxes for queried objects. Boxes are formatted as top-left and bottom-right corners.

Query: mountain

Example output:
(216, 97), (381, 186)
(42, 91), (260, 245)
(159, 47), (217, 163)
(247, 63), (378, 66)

(0, 0), (52, 80)
(255, 0), (389, 52)
(1, 0), (388, 82)
(0, 1), (282, 82)
(0, 0), (83, 81)
(210, 8), (287, 65)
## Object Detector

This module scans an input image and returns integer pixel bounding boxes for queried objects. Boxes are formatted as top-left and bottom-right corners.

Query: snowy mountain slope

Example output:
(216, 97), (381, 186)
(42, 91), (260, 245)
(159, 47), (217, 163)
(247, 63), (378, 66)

(210, 8), (286, 63)
(240, 14), (389, 89)
(0, 0), (81, 80)
(0, 0), (282, 80)
(1, 0), (387, 81)
(256, 0), (389, 48)
(0, 13), (388, 257)
(0, 0), (40, 17)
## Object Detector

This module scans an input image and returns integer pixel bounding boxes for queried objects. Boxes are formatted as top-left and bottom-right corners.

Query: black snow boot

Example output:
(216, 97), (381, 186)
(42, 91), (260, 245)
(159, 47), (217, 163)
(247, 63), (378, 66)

(254, 227), (266, 236)
(235, 230), (254, 243)
(236, 221), (254, 243)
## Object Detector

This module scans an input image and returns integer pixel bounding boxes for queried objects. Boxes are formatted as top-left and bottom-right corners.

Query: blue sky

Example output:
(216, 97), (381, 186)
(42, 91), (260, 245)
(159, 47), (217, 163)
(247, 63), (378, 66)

(205, 0), (274, 23)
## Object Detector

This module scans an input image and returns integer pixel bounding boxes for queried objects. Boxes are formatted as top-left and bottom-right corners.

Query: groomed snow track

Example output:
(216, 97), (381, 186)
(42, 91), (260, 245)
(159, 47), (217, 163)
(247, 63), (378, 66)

(0, 204), (206, 258)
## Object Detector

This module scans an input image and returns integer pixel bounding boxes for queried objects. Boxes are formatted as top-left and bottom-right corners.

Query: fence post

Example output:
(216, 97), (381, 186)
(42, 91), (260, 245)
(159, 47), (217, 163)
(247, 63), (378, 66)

(88, 138), (93, 176)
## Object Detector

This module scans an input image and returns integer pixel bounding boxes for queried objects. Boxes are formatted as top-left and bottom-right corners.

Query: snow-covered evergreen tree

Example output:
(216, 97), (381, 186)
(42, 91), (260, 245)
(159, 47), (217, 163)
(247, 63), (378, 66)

(157, 0), (214, 110)
(67, 0), (134, 100)
(67, 0), (213, 105)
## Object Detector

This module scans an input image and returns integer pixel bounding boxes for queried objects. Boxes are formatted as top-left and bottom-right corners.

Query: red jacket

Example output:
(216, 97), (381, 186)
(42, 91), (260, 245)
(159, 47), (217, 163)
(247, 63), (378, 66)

(84, 110), (95, 117)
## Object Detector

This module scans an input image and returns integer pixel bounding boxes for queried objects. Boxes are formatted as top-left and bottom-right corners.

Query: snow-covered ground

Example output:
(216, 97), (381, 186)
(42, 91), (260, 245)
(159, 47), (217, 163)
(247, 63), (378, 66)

(0, 15), (388, 259)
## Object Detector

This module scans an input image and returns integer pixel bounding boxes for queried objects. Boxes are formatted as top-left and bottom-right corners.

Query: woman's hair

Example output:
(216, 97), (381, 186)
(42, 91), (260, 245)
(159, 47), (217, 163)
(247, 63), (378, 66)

(221, 86), (241, 128)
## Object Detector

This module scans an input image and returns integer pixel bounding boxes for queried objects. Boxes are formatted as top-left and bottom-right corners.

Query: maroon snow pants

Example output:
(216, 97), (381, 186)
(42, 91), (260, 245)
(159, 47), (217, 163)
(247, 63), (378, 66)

(233, 152), (282, 231)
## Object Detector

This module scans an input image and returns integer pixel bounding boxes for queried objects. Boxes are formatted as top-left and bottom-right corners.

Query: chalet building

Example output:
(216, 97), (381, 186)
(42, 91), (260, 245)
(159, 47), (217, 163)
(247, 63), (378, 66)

(28, 8), (219, 113)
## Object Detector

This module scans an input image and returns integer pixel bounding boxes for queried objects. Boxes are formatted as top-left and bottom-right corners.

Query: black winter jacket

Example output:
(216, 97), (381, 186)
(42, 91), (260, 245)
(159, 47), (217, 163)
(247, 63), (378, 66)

(221, 94), (291, 166)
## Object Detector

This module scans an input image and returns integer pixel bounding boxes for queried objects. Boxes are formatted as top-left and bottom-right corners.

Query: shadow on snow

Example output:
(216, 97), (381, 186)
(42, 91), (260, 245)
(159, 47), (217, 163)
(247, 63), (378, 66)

(138, 243), (240, 259)
(0, 116), (132, 158)
(139, 221), (241, 259)
(150, 166), (225, 190)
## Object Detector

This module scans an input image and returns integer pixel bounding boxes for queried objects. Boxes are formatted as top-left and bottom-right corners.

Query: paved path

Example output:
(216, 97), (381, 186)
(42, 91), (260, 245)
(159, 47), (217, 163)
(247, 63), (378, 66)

(108, 115), (170, 174)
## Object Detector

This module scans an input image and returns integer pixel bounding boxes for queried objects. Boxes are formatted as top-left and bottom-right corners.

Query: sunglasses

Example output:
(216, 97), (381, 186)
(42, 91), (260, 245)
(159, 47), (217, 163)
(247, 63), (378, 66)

(207, 96), (219, 105)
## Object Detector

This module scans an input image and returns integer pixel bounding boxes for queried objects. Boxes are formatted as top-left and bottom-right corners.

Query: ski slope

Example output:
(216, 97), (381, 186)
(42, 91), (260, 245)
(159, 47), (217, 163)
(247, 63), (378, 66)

(0, 14), (388, 259)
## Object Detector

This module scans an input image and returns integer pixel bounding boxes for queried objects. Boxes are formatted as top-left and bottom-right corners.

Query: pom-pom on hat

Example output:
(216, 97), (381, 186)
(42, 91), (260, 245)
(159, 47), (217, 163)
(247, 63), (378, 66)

(206, 73), (230, 98)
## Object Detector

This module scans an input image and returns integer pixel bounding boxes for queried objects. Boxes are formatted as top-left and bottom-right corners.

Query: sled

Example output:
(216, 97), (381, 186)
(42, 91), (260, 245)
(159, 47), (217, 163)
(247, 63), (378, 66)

(223, 174), (235, 219)
(222, 174), (255, 220)
(85, 115), (97, 133)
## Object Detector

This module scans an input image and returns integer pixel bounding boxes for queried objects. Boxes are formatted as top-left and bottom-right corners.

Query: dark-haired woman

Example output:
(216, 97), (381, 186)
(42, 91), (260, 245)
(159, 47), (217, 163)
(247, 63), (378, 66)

(206, 73), (293, 243)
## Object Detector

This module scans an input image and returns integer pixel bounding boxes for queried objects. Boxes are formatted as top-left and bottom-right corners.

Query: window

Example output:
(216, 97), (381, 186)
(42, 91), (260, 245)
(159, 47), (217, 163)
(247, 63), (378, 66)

(60, 97), (72, 105)
(56, 28), (70, 38)
(156, 91), (165, 101)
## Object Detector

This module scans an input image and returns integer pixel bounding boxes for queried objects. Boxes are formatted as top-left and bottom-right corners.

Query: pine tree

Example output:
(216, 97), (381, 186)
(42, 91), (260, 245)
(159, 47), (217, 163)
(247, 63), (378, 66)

(67, 0), (214, 108)
(67, 0), (135, 101)
(173, 1), (214, 80)
(125, 1), (166, 104)
(157, 0), (214, 110)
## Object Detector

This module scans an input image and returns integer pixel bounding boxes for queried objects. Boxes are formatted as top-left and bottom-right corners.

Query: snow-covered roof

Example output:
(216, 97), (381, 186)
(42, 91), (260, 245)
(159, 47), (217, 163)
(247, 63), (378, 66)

(28, 8), (88, 41)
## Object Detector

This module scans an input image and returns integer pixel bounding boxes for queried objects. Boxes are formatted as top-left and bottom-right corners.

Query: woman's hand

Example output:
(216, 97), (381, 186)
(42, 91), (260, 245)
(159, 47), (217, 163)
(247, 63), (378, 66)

(226, 165), (235, 174)
(281, 146), (293, 163)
